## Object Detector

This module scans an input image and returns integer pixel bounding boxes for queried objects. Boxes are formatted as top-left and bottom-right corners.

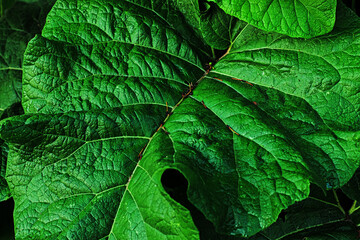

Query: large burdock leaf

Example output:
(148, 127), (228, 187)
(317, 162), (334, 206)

(208, 0), (337, 38)
(3, 0), (205, 238)
(0, 0), (360, 239)
(211, 2), (360, 190)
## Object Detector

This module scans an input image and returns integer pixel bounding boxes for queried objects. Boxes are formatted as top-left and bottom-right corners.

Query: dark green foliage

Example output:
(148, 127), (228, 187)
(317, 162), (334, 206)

(0, 0), (359, 239)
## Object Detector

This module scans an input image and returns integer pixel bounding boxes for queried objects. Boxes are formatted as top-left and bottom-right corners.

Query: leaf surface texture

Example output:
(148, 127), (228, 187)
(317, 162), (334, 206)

(208, 0), (337, 38)
(0, 0), (359, 238)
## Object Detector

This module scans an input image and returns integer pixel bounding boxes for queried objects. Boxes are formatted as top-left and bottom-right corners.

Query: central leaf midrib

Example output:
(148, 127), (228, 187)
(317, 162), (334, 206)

(106, 67), (210, 238)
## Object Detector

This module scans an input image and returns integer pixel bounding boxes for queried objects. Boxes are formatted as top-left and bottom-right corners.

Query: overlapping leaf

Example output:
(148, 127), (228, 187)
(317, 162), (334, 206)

(0, 0), (360, 239)
(249, 186), (359, 240)
(0, 0), (55, 114)
(199, 2), (245, 50)
(208, 0), (337, 38)
(194, 186), (360, 239)
(0, 0), (55, 202)
(0, 102), (23, 201)
(0, 139), (9, 201)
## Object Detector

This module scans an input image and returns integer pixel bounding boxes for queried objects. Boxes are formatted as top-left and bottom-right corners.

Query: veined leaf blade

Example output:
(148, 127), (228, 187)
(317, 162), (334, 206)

(208, 0), (337, 38)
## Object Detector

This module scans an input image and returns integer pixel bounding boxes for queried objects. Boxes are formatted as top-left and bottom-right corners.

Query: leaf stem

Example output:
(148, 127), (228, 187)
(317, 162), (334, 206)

(211, 47), (215, 59)
(308, 196), (340, 209)
(217, 23), (250, 62)
(333, 190), (346, 215)
(349, 200), (360, 215)
(0, 67), (22, 71)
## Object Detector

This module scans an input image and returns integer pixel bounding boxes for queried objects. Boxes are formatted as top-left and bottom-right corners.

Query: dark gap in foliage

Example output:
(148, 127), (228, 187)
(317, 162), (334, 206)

(214, 49), (228, 59)
(310, 184), (354, 215)
(283, 221), (357, 240)
(198, 0), (210, 12)
(278, 210), (287, 222)
(1, 102), (24, 120)
(161, 169), (237, 239)
(309, 184), (333, 200)
(343, 0), (360, 15)
(0, 198), (15, 240)
(338, 189), (354, 213)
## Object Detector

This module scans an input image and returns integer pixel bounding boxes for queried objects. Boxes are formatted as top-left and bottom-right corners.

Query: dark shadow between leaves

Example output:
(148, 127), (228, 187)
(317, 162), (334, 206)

(0, 197), (15, 240)
(161, 169), (241, 239)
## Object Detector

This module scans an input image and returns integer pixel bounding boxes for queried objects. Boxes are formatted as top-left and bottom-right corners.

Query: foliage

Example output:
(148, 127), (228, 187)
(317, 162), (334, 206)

(0, 0), (54, 202)
(0, 0), (359, 239)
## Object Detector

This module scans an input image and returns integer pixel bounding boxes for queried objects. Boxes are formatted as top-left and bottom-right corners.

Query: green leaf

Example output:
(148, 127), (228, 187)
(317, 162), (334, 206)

(208, 0), (337, 38)
(2, 0), (206, 238)
(1, 111), (200, 239)
(1, 0), (360, 239)
(0, 102), (23, 202)
(212, 1), (360, 188)
(0, 0), (56, 114)
(0, 0), (54, 202)
(249, 186), (356, 240)
(199, 2), (245, 50)
(152, 0), (244, 52)
(0, 139), (9, 201)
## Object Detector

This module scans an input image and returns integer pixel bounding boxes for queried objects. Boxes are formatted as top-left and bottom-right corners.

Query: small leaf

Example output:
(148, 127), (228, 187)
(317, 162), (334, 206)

(199, 2), (245, 50)
(208, 0), (337, 38)
(0, 139), (10, 201)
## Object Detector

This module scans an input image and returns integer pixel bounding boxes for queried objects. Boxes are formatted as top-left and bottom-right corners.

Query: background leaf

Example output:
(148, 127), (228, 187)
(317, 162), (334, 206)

(0, 0), (56, 113)
(199, 1), (245, 50)
(0, 0), (15, 17)
(150, 0), (245, 52)
(0, 0), (55, 202)
(249, 186), (356, 240)
(208, 0), (337, 38)
(188, 186), (360, 239)
(0, 102), (23, 202)
(0, 139), (9, 201)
